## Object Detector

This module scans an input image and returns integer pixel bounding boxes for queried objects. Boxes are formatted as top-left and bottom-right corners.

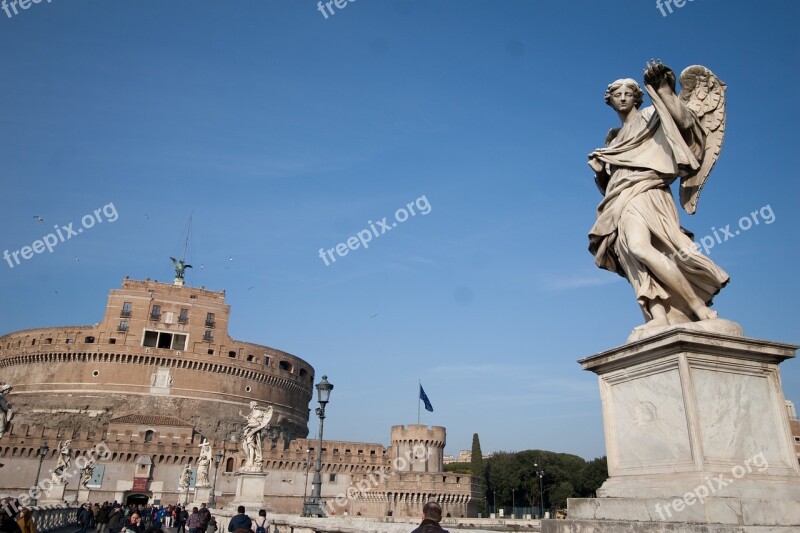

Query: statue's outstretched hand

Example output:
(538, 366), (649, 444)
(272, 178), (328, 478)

(643, 59), (676, 92)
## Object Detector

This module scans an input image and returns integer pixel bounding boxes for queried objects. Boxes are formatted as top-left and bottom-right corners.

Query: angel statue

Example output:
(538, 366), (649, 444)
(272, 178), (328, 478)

(79, 462), (95, 487)
(0, 383), (12, 439)
(51, 439), (72, 483)
(178, 463), (192, 491)
(195, 439), (212, 487)
(239, 401), (273, 469)
(170, 257), (192, 280)
(588, 61), (732, 338)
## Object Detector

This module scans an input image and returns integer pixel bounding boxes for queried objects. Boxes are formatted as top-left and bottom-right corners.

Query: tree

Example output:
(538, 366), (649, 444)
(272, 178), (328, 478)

(575, 456), (608, 497)
(470, 433), (486, 515)
(549, 481), (575, 509)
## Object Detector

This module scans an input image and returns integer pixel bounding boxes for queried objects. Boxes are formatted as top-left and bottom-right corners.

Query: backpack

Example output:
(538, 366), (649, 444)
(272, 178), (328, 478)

(255, 518), (267, 533)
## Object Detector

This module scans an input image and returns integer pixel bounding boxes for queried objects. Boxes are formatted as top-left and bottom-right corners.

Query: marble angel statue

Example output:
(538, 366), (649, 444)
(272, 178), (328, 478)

(588, 61), (731, 337)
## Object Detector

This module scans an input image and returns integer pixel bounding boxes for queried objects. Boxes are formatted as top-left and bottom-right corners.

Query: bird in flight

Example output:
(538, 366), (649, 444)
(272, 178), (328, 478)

(33, 215), (45, 222)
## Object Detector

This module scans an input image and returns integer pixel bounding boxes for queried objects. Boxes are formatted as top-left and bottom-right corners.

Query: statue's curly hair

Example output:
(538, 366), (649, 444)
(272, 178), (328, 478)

(604, 78), (644, 109)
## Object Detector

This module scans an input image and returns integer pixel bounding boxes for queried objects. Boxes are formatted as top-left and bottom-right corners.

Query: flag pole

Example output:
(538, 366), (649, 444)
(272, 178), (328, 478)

(417, 380), (421, 425)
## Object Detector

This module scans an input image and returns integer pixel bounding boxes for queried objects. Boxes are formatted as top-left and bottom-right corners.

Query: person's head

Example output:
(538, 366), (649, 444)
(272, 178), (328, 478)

(422, 501), (443, 523)
(200, 503), (206, 509)
(130, 514), (140, 523)
(258, 509), (266, 518)
(604, 78), (644, 112)
(237, 505), (245, 515)
(191, 508), (198, 514)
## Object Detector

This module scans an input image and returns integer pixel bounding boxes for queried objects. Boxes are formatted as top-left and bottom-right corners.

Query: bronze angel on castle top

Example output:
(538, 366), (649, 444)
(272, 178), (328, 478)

(588, 61), (734, 339)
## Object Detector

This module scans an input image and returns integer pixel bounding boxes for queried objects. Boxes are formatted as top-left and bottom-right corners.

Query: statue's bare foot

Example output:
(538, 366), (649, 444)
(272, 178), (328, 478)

(691, 304), (718, 321)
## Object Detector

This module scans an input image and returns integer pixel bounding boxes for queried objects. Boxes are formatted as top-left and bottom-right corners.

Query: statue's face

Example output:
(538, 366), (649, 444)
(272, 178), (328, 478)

(609, 84), (637, 113)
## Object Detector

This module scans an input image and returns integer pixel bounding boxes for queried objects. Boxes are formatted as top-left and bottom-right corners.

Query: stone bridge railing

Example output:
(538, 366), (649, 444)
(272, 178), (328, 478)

(32, 505), (79, 533)
(265, 514), (539, 533)
(214, 510), (539, 533)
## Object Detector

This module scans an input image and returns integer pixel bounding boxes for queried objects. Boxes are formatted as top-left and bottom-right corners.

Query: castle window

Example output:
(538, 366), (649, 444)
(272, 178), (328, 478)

(109, 338), (117, 344)
(118, 320), (128, 332)
(246, 354), (254, 362)
(178, 308), (189, 324)
(279, 361), (293, 373)
(329, 474), (337, 482)
(85, 336), (95, 343)
(31, 339), (36, 346)
(143, 330), (187, 351)
(43, 337), (52, 344)
(299, 368), (308, 378)
(203, 330), (213, 342)
(144, 430), (154, 443)
(264, 356), (270, 366)
(121, 302), (132, 317)
(226, 457), (234, 472)
(228, 351), (237, 358)
(207, 349), (214, 355)
(150, 305), (161, 321)
(66, 338), (73, 344)
(205, 313), (215, 328)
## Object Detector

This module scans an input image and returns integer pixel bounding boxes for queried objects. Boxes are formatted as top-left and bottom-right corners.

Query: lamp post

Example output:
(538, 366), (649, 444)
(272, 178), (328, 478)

(493, 490), (497, 516)
(302, 375), (333, 517)
(512, 488), (515, 519)
(209, 450), (224, 508)
(31, 443), (49, 506)
(534, 463), (545, 519)
(300, 447), (312, 514)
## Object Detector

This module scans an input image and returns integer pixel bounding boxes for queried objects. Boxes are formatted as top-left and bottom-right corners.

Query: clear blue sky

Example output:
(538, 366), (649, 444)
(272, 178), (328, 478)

(0, 1), (798, 461)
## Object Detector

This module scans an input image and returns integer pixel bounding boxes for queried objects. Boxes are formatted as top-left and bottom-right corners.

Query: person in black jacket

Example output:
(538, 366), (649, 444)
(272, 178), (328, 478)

(226, 507), (251, 533)
(410, 502), (449, 533)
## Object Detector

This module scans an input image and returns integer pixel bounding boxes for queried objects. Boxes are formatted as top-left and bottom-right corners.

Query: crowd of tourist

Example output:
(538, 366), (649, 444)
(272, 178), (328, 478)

(0, 499), (266, 533)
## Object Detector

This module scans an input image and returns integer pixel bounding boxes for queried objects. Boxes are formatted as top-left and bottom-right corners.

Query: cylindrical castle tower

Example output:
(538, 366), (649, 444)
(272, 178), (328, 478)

(0, 277), (314, 443)
(390, 424), (445, 473)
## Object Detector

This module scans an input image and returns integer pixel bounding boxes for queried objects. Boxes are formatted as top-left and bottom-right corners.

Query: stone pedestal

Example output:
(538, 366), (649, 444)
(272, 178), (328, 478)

(193, 486), (212, 506)
(228, 469), (269, 511)
(77, 488), (90, 504)
(39, 481), (67, 506)
(544, 329), (800, 533)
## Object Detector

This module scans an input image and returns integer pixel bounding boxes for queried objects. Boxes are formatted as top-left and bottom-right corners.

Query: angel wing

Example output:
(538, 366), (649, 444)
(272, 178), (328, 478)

(678, 65), (727, 214)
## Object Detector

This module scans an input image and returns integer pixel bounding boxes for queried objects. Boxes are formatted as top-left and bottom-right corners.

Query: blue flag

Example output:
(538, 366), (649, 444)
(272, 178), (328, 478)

(419, 384), (434, 412)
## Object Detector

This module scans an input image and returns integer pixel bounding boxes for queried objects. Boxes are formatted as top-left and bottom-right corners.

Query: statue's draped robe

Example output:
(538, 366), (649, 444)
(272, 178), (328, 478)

(588, 95), (729, 322)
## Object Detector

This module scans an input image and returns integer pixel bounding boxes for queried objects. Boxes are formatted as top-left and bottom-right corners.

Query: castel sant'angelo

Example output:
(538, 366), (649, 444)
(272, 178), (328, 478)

(0, 272), (480, 517)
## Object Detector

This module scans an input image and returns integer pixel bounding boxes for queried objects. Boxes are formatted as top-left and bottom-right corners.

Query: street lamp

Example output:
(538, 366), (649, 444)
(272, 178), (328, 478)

(209, 450), (224, 508)
(32, 443), (49, 506)
(512, 488), (515, 519)
(493, 490), (497, 516)
(534, 463), (545, 519)
(300, 447), (312, 514)
(302, 375), (333, 517)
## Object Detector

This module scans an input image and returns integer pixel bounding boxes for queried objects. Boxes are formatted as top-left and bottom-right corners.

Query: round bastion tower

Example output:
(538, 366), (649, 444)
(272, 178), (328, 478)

(390, 424), (445, 473)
